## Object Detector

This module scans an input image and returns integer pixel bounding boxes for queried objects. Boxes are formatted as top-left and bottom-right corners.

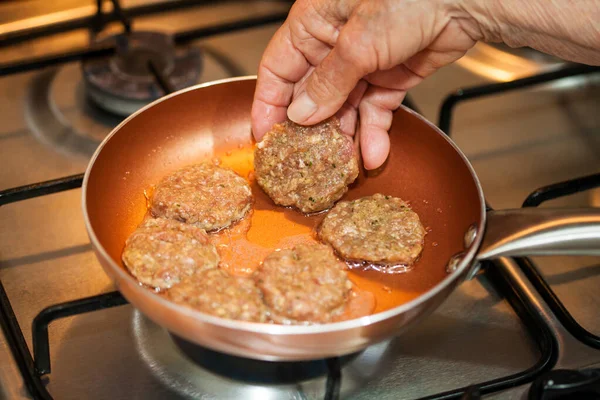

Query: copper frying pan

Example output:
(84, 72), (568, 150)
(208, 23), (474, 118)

(82, 76), (600, 361)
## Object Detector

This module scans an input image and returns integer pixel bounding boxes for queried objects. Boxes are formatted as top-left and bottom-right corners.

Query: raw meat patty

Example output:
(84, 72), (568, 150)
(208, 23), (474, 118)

(318, 194), (426, 265)
(254, 243), (352, 323)
(122, 218), (219, 289)
(253, 117), (359, 213)
(166, 269), (269, 322)
(151, 163), (252, 231)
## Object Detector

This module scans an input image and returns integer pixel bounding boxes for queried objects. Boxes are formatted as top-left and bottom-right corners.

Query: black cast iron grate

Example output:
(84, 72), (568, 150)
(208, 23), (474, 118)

(435, 64), (600, 399)
(0, 1), (599, 398)
(0, 0), (291, 77)
(1, 71), (590, 400)
(437, 62), (600, 353)
(516, 173), (600, 350)
(0, 175), (558, 400)
(0, 0), (296, 47)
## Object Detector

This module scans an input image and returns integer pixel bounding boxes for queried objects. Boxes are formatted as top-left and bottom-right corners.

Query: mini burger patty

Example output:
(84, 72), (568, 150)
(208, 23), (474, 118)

(166, 268), (269, 322)
(253, 118), (359, 213)
(122, 218), (219, 290)
(151, 163), (252, 231)
(254, 243), (352, 323)
(318, 194), (426, 265)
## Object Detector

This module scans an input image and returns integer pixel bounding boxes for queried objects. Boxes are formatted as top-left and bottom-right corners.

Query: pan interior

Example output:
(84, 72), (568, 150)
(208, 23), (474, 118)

(84, 78), (483, 321)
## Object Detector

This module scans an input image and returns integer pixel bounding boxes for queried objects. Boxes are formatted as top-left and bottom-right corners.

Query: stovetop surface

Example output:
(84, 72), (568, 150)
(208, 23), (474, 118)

(1, 2), (599, 399)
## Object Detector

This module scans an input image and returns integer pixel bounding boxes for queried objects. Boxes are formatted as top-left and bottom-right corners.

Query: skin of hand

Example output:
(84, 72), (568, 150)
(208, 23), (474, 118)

(251, 0), (600, 170)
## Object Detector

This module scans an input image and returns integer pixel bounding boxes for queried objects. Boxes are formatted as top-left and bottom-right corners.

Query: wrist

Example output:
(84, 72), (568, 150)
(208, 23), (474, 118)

(450, 0), (600, 65)
(442, 0), (491, 43)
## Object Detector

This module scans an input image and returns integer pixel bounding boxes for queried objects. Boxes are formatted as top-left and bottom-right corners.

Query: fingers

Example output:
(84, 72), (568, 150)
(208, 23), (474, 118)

(365, 65), (424, 92)
(251, 22), (311, 140)
(335, 79), (368, 136)
(288, 6), (337, 67)
(285, 0), (435, 126)
(358, 86), (406, 170)
(253, 0), (466, 139)
(287, 20), (376, 125)
(251, 65), (295, 141)
(251, 0), (360, 140)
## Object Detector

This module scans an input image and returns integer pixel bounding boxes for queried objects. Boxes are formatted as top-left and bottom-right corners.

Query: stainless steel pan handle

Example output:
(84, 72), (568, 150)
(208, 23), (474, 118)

(476, 208), (600, 260)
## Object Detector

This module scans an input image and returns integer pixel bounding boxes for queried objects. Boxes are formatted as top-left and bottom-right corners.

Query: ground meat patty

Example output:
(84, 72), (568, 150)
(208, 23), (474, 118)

(150, 163), (252, 231)
(254, 117), (359, 213)
(166, 269), (269, 322)
(318, 194), (426, 265)
(122, 218), (219, 289)
(254, 243), (352, 323)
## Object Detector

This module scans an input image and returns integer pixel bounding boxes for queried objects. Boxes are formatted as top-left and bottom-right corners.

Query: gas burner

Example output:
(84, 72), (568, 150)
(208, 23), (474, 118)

(25, 65), (121, 160)
(25, 46), (234, 158)
(81, 31), (202, 116)
(171, 335), (360, 384)
(132, 311), (388, 399)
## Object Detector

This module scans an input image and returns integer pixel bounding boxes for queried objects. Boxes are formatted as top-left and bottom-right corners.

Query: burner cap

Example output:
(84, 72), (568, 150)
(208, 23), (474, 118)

(81, 31), (202, 116)
(171, 334), (360, 384)
(132, 311), (388, 399)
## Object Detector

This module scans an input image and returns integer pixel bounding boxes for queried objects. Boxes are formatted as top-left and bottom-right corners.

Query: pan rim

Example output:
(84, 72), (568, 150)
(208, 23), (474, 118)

(82, 75), (486, 336)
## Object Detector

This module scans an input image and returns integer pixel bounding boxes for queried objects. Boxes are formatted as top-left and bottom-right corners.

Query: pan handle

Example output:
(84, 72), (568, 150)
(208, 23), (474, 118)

(475, 208), (600, 260)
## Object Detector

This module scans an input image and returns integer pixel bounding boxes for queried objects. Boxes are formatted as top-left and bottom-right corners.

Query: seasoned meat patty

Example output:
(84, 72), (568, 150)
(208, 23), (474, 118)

(254, 243), (352, 323)
(122, 218), (219, 289)
(318, 194), (426, 265)
(254, 117), (359, 213)
(151, 163), (252, 231)
(166, 269), (269, 322)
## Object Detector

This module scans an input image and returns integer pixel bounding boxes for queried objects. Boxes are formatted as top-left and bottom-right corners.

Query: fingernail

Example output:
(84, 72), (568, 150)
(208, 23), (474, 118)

(287, 92), (318, 123)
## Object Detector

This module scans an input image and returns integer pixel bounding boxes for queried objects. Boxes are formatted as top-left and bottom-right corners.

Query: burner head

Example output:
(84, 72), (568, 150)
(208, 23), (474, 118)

(81, 31), (202, 116)
(171, 334), (360, 384)
(133, 311), (388, 398)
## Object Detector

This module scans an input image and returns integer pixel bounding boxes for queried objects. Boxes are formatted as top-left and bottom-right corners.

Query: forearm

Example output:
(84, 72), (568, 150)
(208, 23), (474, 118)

(457, 0), (600, 65)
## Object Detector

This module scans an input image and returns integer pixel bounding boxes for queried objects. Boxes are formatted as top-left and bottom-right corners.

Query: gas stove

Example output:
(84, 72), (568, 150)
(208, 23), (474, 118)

(1, 1), (599, 399)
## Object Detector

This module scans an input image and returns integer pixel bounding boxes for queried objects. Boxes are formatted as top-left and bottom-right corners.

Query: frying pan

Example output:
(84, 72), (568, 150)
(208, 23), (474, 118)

(82, 76), (600, 361)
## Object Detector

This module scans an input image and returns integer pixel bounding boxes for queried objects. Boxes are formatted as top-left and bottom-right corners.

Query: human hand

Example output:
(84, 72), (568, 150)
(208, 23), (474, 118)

(251, 0), (600, 170)
(250, 0), (481, 169)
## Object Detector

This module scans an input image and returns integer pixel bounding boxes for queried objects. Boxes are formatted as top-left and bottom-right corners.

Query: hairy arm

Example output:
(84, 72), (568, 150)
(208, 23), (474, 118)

(460, 0), (600, 64)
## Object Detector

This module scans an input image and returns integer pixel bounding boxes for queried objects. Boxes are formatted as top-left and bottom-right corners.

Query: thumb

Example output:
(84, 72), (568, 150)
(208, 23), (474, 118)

(287, 30), (371, 125)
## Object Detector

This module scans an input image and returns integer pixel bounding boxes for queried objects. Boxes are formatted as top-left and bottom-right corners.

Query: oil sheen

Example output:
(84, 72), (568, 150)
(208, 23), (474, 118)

(207, 146), (427, 317)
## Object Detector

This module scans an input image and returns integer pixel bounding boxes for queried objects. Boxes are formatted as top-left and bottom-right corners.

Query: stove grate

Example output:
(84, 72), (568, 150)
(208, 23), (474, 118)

(32, 291), (128, 376)
(413, 260), (559, 400)
(438, 63), (600, 136)
(1, 2), (599, 397)
(0, 0), (295, 47)
(0, 174), (84, 206)
(93, 0), (132, 35)
(0, 13), (289, 78)
(0, 173), (557, 400)
(516, 173), (600, 350)
(436, 61), (600, 352)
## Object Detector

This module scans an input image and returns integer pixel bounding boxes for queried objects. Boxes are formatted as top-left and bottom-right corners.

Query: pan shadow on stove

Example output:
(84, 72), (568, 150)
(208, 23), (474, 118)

(0, 128), (30, 142)
(45, 276), (537, 399)
(544, 262), (600, 285)
(374, 284), (539, 371)
(537, 257), (600, 337)
(0, 243), (92, 271)
(49, 306), (171, 399)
